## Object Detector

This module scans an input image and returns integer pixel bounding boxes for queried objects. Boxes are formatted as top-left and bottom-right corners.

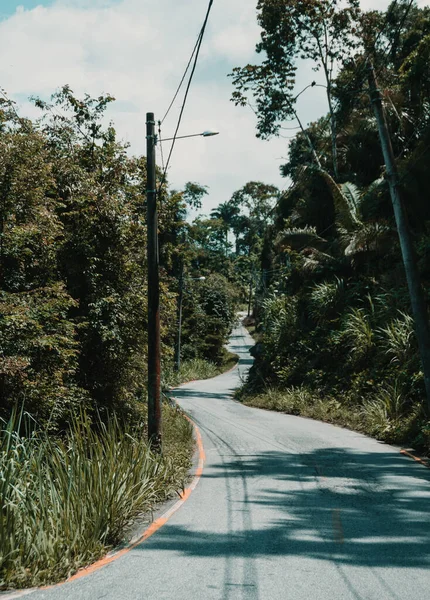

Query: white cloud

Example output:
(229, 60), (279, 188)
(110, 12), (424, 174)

(1, 0), (429, 212)
(1, 0), (293, 211)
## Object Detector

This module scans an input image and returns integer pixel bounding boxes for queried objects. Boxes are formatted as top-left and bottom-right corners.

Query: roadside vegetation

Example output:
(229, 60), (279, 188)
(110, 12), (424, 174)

(0, 404), (193, 589)
(0, 87), (239, 589)
(163, 352), (239, 390)
(221, 1), (430, 454)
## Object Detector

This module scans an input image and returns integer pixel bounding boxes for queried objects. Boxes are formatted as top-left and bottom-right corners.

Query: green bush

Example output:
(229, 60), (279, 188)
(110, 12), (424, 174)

(0, 285), (87, 428)
(377, 311), (416, 365)
(0, 405), (193, 589)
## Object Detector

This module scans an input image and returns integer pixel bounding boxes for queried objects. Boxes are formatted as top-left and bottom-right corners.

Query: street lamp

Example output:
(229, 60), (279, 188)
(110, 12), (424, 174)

(175, 274), (206, 372)
(146, 112), (217, 449)
(158, 130), (219, 142)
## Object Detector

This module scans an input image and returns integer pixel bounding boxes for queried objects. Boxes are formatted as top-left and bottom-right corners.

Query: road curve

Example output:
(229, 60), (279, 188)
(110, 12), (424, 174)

(25, 319), (430, 600)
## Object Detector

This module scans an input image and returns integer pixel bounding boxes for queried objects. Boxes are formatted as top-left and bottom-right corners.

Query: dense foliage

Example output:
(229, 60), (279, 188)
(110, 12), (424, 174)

(0, 88), (238, 430)
(0, 86), (243, 589)
(226, 0), (430, 450)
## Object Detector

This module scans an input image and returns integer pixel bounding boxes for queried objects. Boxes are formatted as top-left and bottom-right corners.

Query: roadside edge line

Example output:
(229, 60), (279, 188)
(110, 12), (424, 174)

(400, 448), (429, 468)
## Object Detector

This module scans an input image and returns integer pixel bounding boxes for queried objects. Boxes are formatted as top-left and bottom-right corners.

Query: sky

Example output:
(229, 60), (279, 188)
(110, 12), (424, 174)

(0, 0), (427, 214)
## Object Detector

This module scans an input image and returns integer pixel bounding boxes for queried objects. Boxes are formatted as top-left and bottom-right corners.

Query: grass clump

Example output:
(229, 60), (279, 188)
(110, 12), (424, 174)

(0, 404), (193, 590)
(162, 353), (238, 390)
(240, 383), (429, 451)
(241, 387), (363, 432)
(361, 382), (423, 443)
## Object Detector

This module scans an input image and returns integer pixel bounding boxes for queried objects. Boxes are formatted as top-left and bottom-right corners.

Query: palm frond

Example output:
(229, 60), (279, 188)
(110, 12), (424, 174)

(275, 226), (327, 251)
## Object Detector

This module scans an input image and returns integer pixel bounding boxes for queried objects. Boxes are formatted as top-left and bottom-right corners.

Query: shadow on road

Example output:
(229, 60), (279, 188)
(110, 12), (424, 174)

(154, 323), (430, 599)
(174, 389), (234, 401)
(137, 445), (430, 571)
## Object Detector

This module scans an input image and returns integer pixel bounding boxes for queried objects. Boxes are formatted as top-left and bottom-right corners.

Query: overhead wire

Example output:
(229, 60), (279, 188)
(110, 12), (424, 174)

(159, 34), (202, 126)
(157, 0), (214, 195)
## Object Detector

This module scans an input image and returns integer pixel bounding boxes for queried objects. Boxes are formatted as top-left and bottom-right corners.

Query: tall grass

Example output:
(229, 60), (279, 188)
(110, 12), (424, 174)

(162, 355), (238, 390)
(342, 307), (374, 360)
(361, 382), (420, 441)
(0, 405), (193, 590)
(242, 387), (363, 431)
(378, 311), (415, 364)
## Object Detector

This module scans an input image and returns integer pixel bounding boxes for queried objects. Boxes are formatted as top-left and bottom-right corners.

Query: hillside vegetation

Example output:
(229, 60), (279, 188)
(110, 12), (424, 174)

(220, 1), (430, 453)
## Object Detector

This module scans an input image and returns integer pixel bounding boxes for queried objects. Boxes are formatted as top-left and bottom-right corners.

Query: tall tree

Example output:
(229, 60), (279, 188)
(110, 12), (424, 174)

(230, 0), (361, 178)
(230, 182), (279, 257)
(210, 201), (240, 253)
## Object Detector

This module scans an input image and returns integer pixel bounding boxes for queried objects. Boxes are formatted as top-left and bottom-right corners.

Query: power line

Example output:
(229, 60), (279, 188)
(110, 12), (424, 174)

(158, 0), (214, 194)
(160, 34), (202, 126)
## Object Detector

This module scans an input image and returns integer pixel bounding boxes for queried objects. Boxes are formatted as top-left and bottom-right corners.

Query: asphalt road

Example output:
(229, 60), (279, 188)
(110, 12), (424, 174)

(26, 318), (430, 600)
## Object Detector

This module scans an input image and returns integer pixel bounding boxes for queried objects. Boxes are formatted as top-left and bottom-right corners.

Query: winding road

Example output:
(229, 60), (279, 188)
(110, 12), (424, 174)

(24, 318), (430, 599)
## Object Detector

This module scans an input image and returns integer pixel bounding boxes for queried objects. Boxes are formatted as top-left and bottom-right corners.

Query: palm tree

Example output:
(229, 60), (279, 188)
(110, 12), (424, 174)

(276, 175), (395, 272)
(210, 201), (240, 254)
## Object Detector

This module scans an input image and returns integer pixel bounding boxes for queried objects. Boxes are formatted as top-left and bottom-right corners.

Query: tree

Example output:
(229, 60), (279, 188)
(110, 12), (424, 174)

(0, 99), (85, 425)
(230, 182), (279, 257)
(210, 201), (239, 254)
(230, 0), (361, 178)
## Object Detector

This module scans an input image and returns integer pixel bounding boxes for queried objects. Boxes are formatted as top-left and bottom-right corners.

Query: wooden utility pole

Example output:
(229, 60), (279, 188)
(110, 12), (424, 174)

(146, 112), (162, 448)
(368, 64), (430, 410)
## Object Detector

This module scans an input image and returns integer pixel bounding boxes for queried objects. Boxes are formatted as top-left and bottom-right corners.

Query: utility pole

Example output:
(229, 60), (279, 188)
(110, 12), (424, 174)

(247, 267), (253, 317)
(368, 64), (430, 410)
(174, 261), (184, 372)
(146, 112), (162, 448)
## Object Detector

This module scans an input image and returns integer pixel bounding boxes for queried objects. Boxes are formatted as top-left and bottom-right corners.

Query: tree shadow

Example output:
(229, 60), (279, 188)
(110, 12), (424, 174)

(229, 344), (254, 352)
(173, 389), (234, 401)
(138, 445), (430, 570)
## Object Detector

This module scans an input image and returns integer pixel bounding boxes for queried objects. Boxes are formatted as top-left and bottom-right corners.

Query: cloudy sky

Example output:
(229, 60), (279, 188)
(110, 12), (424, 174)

(0, 0), (425, 213)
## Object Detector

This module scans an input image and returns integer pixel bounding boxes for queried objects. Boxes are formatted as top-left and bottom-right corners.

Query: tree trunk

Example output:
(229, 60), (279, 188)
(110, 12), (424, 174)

(326, 85), (339, 180)
(368, 64), (430, 411)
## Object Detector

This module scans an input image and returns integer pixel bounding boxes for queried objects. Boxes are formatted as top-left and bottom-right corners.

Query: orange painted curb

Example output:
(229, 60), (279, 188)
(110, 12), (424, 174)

(64, 412), (205, 583)
(2, 412), (205, 599)
(400, 449), (430, 468)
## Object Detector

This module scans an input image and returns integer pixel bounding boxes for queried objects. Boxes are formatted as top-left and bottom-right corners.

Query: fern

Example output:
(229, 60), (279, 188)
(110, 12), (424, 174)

(309, 278), (345, 322)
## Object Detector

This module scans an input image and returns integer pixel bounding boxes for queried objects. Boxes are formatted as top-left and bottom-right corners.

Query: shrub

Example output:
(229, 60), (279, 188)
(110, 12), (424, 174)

(342, 307), (374, 362)
(378, 311), (416, 365)
(0, 405), (193, 589)
(309, 277), (345, 323)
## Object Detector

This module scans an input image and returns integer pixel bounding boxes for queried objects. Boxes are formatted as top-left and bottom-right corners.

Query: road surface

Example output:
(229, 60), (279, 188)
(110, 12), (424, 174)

(26, 318), (430, 599)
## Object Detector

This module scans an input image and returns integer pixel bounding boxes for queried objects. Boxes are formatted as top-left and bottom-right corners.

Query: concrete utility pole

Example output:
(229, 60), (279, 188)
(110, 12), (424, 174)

(174, 262), (184, 372)
(247, 267), (254, 317)
(368, 64), (430, 411)
(146, 112), (162, 448)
